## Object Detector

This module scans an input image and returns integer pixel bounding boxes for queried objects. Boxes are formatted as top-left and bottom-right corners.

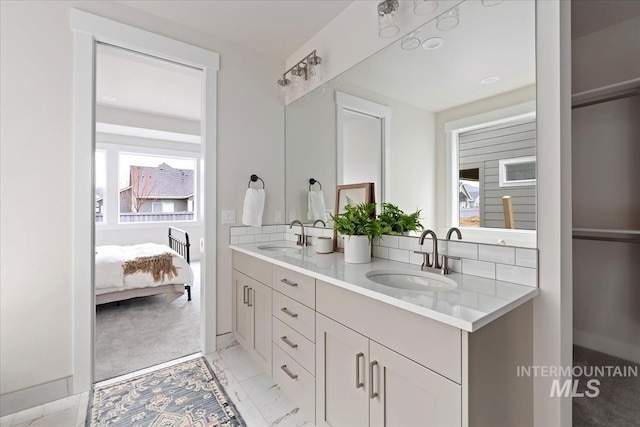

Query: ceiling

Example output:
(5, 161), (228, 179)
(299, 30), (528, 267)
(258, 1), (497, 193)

(339, 0), (535, 113)
(118, 0), (353, 60)
(96, 44), (202, 120)
(572, 0), (640, 39)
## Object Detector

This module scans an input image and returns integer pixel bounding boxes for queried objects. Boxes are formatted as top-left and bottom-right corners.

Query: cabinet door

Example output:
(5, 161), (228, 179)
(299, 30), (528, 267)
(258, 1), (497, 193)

(250, 278), (272, 374)
(369, 341), (461, 427)
(316, 314), (369, 427)
(233, 270), (253, 349)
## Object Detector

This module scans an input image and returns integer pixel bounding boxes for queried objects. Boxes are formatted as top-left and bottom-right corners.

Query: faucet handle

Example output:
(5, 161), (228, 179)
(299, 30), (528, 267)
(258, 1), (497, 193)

(441, 255), (461, 275)
(413, 250), (433, 268)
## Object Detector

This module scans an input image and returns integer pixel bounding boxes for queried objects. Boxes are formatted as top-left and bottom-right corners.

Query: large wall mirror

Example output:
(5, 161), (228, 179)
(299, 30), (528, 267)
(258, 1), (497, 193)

(285, 0), (536, 247)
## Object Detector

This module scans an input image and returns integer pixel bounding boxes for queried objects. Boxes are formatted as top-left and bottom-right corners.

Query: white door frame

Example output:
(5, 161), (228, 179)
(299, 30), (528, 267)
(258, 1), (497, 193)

(71, 10), (219, 393)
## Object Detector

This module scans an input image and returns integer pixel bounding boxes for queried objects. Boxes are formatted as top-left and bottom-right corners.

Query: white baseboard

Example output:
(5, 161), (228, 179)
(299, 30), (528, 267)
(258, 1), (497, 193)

(0, 376), (72, 417)
(574, 329), (640, 364)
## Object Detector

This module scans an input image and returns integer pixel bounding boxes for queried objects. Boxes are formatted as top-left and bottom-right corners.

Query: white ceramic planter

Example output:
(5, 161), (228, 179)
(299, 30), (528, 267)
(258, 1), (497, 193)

(343, 235), (372, 264)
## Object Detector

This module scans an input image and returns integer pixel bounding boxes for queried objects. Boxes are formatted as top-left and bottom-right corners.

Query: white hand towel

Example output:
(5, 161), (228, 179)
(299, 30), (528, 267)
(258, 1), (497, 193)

(307, 189), (328, 222)
(242, 188), (265, 227)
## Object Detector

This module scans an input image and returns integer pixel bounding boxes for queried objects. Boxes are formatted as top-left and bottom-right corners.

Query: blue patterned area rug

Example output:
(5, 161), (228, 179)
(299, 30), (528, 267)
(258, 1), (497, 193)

(88, 357), (246, 426)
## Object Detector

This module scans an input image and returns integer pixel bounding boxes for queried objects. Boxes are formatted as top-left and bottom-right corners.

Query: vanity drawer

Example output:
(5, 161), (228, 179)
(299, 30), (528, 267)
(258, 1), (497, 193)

(273, 291), (315, 342)
(272, 265), (316, 308)
(273, 344), (315, 422)
(316, 280), (462, 383)
(273, 317), (315, 375)
(233, 251), (272, 286)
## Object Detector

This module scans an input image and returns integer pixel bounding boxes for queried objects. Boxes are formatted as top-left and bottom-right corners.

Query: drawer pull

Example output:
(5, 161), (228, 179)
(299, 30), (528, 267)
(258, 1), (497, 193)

(355, 352), (364, 389)
(243, 285), (248, 304)
(281, 278), (298, 287)
(281, 307), (298, 318)
(281, 336), (298, 349)
(281, 365), (298, 380)
(247, 288), (253, 307)
(369, 360), (379, 399)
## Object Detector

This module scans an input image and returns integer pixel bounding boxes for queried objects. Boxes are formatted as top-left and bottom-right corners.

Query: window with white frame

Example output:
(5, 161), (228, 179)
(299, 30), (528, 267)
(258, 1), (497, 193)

(95, 150), (106, 223)
(499, 156), (536, 187)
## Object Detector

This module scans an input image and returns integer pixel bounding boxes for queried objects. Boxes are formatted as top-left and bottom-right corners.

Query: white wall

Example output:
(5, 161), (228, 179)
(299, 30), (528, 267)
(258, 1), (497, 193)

(0, 0), (283, 397)
(572, 15), (640, 95)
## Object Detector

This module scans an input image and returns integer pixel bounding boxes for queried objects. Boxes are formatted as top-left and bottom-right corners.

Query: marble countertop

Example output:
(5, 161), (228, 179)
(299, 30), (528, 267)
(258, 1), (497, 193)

(230, 241), (538, 332)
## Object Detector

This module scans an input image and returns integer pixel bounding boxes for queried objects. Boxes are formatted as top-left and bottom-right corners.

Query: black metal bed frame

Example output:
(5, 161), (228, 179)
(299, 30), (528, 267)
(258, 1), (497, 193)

(168, 227), (192, 301)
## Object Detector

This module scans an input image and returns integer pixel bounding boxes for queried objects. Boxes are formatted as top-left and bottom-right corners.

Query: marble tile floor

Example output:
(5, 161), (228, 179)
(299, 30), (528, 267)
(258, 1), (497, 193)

(0, 334), (314, 427)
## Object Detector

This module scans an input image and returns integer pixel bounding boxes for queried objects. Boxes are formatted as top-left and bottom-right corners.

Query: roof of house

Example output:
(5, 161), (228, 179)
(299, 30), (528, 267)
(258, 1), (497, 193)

(459, 182), (479, 201)
(126, 162), (193, 199)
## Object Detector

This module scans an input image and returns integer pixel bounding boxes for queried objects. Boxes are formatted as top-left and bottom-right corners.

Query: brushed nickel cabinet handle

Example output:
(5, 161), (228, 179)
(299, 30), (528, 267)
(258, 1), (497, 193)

(281, 307), (298, 318)
(281, 278), (298, 287)
(248, 288), (253, 307)
(281, 336), (298, 349)
(369, 360), (379, 399)
(355, 352), (364, 389)
(281, 365), (298, 380)
(243, 285), (248, 304)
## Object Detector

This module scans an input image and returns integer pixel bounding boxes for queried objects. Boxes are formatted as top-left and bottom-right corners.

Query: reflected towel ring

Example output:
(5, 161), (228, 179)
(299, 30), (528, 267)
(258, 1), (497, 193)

(309, 178), (322, 191)
(248, 174), (265, 189)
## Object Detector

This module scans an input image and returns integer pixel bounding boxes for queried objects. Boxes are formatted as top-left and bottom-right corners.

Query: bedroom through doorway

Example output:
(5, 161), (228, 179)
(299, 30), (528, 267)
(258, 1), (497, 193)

(93, 43), (205, 382)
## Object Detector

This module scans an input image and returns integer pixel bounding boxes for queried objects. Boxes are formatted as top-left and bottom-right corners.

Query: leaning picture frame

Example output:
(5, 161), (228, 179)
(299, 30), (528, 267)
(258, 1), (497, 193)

(333, 182), (375, 252)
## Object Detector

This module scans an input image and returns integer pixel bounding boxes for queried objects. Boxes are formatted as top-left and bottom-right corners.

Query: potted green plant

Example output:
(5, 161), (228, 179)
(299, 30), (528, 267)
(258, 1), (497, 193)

(331, 202), (383, 263)
(378, 203), (424, 235)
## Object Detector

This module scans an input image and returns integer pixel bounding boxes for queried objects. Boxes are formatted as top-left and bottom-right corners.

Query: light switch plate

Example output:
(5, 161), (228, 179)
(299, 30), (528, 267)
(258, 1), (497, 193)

(221, 210), (236, 224)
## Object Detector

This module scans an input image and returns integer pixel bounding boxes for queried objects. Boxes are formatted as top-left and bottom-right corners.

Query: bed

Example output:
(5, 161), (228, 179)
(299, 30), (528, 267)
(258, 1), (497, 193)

(95, 227), (193, 304)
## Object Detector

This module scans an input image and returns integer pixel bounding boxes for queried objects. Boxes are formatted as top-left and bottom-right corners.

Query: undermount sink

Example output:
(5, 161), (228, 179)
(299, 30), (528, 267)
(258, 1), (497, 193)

(257, 243), (300, 251)
(366, 269), (457, 292)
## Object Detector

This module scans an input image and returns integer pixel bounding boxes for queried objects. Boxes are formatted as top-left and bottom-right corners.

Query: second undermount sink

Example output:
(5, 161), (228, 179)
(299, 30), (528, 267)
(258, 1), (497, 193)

(366, 269), (457, 292)
(257, 243), (300, 251)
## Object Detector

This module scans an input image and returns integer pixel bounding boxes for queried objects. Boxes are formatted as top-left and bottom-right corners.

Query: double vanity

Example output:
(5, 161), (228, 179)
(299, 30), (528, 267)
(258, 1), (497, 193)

(230, 238), (538, 427)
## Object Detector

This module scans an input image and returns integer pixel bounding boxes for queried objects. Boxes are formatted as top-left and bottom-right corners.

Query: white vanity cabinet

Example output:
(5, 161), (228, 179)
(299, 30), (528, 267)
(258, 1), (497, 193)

(232, 252), (273, 375)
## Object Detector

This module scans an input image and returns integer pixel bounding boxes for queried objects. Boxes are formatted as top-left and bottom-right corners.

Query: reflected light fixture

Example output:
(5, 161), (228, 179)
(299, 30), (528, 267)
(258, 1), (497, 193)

(480, 76), (500, 84)
(414, 0), (438, 16)
(481, 0), (504, 6)
(378, 0), (400, 38)
(422, 37), (444, 50)
(436, 7), (459, 31)
(401, 32), (421, 50)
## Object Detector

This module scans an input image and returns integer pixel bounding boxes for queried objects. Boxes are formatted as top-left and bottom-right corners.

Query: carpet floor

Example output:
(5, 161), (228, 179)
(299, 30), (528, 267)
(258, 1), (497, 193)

(89, 356), (245, 426)
(95, 262), (201, 382)
(573, 345), (640, 427)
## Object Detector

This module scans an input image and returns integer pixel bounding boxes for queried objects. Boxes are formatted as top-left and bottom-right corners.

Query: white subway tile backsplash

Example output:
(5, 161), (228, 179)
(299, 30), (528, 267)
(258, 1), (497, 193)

(230, 236), (240, 245)
(398, 236), (420, 251)
(269, 233), (285, 241)
(262, 225), (277, 234)
(277, 225), (287, 233)
(238, 235), (255, 244)
(378, 235), (399, 248)
(448, 258), (462, 273)
(254, 234), (271, 243)
(479, 245), (516, 265)
(388, 248), (410, 263)
(246, 227), (262, 235)
(230, 227), (247, 236)
(516, 248), (538, 268)
(322, 229), (334, 238)
(445, 241), (478, 260)
(308, 228), (322, 237)
(417, 239), (434, 253)
(372, 245), (389, 259)
(409, 250), (424, 266)
(496, 264), (537, 287)
(462, 259), (496, 279)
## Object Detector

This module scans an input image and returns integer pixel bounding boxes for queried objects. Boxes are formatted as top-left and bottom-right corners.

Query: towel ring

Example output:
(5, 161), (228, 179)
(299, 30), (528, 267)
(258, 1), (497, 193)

(309, 178), (322, 191)
(248, 174), (265, 189)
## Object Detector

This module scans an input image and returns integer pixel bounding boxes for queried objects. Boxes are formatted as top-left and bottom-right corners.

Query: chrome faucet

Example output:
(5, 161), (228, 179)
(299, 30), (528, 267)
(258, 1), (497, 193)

(415, 229), (441, 272)
(442, 227), (462, 275)
(289, 220), (308, 246)
(313, 219), (326, 228)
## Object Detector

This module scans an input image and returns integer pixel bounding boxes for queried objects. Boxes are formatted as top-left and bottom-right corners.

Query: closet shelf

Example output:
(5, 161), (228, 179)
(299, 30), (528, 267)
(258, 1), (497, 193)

(573, 228), (640, 244)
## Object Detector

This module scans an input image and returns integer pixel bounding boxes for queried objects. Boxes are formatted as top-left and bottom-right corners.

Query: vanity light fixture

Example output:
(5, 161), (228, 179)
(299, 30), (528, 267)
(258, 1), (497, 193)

(377, 0), (400, 38)
(480, 75), (500, 84)
(436, 7), (460, 31)
(277, 50), (323, 99)
(414, 0), (438, 16)
(422, 37), (444, 50)
(481, 0), (504, 6)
